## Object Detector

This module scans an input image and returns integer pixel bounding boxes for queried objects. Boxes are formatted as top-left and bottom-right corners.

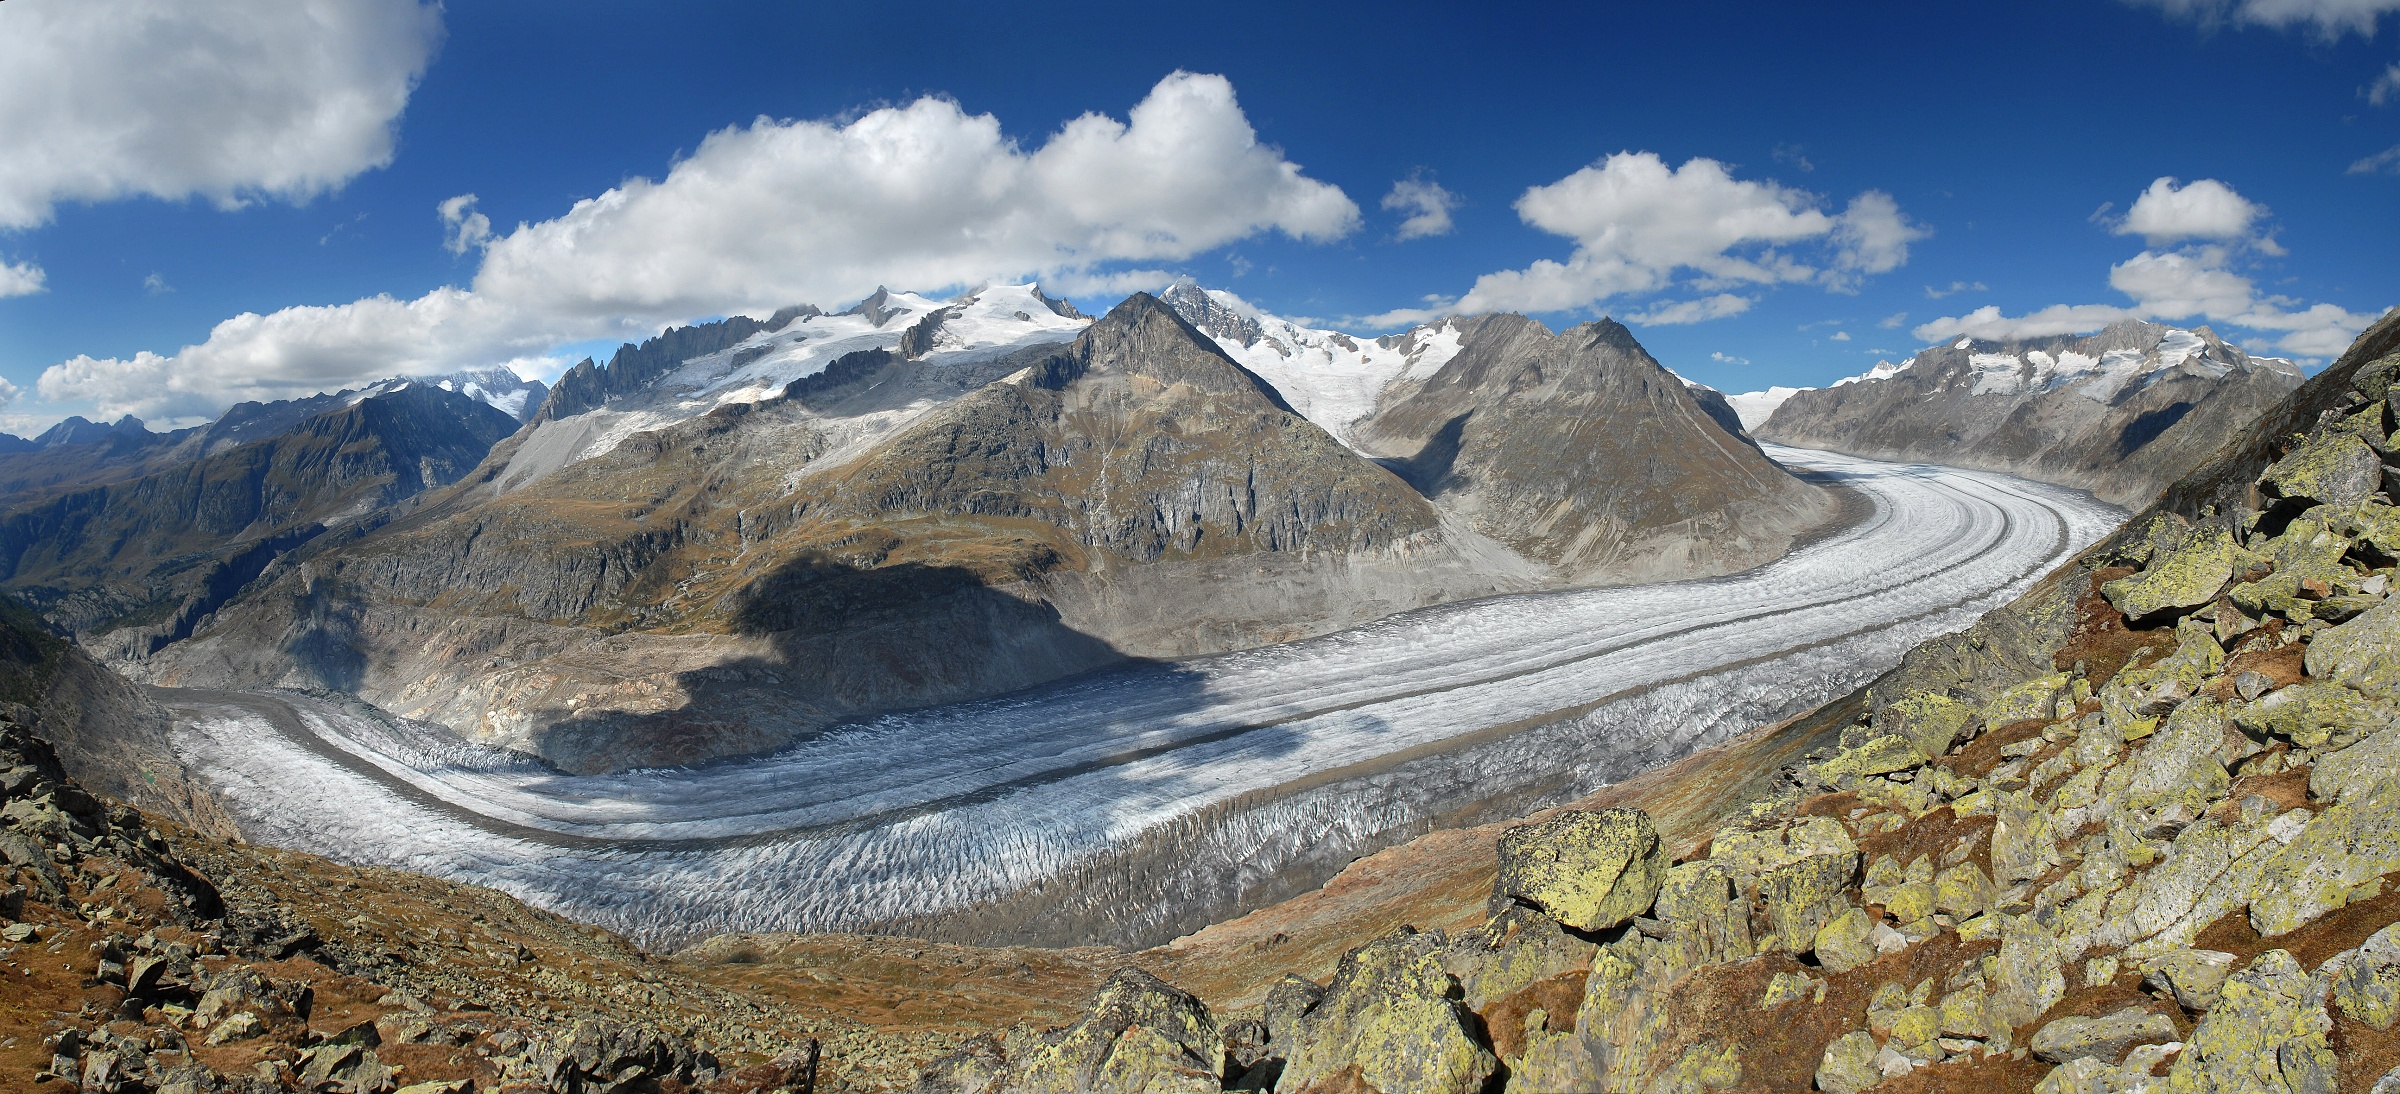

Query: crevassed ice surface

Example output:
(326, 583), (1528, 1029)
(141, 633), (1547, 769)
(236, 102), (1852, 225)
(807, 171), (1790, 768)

(165, 447), (2124, 948)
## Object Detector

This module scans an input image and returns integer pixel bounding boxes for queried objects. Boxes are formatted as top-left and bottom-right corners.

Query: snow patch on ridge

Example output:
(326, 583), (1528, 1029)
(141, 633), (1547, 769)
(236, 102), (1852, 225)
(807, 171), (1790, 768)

(502, 284), (1090, 484)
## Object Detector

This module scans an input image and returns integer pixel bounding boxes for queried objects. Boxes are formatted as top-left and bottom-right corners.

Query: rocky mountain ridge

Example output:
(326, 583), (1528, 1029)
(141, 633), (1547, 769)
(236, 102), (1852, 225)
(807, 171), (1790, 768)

(0, 384), (524, 645)
(1750, 321), (2303, 509)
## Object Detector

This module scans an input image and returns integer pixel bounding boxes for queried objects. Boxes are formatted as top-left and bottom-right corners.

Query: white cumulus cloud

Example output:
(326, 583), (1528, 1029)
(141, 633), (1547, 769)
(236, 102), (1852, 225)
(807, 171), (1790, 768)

(37, 288), (539, 423)
(0, 260), (45, 299)
(2352, 144), (2400, 174)
(1916, 304), (2146, 342)
(1369, 152), (1920, 326)
(2132, 0), (2400, 37)
(1382, 175), (1461, 240)
(2370, 62), (2400, 105)
(469, 71), (1355, 328)
(36, 72), (1361, 424)
(1624, 294), (1754, 326)
(2108, 246), (2261, 317)
(2115, 177), (2266, 246)
(0, 0), (442, 229)
(439, 194), (491, 256)
(1915, 179), (2380, 356)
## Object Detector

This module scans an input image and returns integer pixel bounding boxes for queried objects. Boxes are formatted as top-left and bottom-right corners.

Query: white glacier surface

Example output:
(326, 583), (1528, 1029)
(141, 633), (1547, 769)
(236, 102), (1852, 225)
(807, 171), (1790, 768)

(162, 446), (2122, 948)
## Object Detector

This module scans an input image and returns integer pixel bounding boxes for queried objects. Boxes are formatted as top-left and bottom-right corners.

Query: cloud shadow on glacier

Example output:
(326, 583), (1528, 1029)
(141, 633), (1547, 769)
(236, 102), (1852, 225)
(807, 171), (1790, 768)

(521, 552), (1140, 775)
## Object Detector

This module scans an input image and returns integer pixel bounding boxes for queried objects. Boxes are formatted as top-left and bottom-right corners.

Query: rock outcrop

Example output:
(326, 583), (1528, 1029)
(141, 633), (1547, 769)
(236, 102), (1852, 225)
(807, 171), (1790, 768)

(1757, 321), (2302, 509)
(0, 704), (868, 1092)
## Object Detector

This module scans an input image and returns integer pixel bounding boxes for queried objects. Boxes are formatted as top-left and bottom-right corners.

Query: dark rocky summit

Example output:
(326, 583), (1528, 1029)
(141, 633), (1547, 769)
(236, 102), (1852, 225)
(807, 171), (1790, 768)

(1759, 320), (2302, 509)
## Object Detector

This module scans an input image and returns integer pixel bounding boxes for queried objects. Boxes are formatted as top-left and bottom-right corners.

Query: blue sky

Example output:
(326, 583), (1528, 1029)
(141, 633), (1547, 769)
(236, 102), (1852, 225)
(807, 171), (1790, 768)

(0, 0), (2395, 433)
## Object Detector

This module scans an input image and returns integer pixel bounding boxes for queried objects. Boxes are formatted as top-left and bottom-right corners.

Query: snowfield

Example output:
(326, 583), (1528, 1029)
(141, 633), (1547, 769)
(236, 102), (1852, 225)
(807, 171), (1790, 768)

(162, 446), (2122, 948)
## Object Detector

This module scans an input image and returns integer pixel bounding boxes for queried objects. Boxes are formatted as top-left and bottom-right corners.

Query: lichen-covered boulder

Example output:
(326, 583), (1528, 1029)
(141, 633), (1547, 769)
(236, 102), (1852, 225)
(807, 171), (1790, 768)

(1492, 808), (1666, 933)
(2165, 950), (2336, 1093)
(2141, 948), (2236, 1012)
(1280, 929), (1496, 1094)
(2103, 525), (2237, 619)
(999, 970), (1222, 1094)
(1809, 734), (1931, 786)
(2250, 775), (2400, 936)
(1651, 861), (1751, 970)
(1756, 848), (1859, 955)
(1934, 861), (1994, 918)
(2100, 620), (2222, 737)
(2333, 923), (2400, 1030)
(1987, 915), (2067, 1037)
(2317, 498), (2400, 557)
(2122, 697), (2233, 821)
(2312, 721), (2400, 803)
(1813, 907), (1878, 975)
(1876, 856), (1936, 924)
(2232, 517), (2360, 619)
(1442, 905), (1594, 1011)
(1813, 1031), (1882, 1094)
(1991, 790), (2058, 886)
(2028, 1007), (2175, 1065)
(1262, 975), (1324, 1060)
(2232, 682), (2391, 749)
(2306, 591), (2400, 700)
(1644, 1041), (1741, 1092)
(2107, 807), (2282, 958)
(911, 1035), (1005, 1094)
(2353, 350), (2400, 401)
(2263, 428), (2384, 509)
(1872, 690), (1978, 758)
(1984, 673), (2071, 728)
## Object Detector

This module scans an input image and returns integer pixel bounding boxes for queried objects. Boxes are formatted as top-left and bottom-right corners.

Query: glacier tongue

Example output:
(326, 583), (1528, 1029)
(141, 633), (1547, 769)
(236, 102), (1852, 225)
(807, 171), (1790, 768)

(162, 446), (2120, 950)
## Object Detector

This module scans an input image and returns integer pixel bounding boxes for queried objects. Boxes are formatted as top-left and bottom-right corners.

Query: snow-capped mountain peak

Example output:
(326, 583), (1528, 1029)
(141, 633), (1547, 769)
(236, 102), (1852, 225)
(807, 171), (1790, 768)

(1160, 281), (1465, 446)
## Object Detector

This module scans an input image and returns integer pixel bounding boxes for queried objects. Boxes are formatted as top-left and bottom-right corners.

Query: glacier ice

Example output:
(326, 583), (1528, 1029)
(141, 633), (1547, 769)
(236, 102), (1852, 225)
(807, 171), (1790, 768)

(164, 446), (2123, 949)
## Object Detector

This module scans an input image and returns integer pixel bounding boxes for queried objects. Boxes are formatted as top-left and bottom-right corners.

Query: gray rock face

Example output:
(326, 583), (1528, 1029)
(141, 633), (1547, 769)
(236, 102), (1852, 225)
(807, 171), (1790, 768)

(2028, 1007), (2175, 1064)
(1758, 321), (2302, 508)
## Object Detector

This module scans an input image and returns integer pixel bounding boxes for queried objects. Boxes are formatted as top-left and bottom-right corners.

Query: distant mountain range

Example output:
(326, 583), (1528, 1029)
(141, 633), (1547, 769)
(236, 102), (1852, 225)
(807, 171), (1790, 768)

(0, 288), (2307, 778)
(1735, 321), (2302, 508)
(0, 284), (1831, 774)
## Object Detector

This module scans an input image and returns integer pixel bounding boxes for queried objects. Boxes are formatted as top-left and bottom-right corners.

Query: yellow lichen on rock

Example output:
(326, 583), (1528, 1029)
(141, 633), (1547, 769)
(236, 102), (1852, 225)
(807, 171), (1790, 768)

(2103, 525), (2237, 619)
(1491, 808), (1666, 934)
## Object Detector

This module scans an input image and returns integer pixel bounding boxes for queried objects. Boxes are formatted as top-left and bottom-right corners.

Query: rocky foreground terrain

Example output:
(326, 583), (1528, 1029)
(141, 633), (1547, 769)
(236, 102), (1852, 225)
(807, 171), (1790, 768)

(1757, 321), (2301, 509)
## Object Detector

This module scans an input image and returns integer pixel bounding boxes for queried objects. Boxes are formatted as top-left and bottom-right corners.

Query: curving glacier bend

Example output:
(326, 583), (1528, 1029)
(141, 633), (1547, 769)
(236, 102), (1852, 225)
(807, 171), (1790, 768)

(161, 447), (2124, 949)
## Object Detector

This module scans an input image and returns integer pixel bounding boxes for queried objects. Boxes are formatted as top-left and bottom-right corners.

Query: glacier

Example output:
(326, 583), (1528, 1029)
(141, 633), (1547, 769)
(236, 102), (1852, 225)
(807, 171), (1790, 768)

(161, 446), (2123, 949)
